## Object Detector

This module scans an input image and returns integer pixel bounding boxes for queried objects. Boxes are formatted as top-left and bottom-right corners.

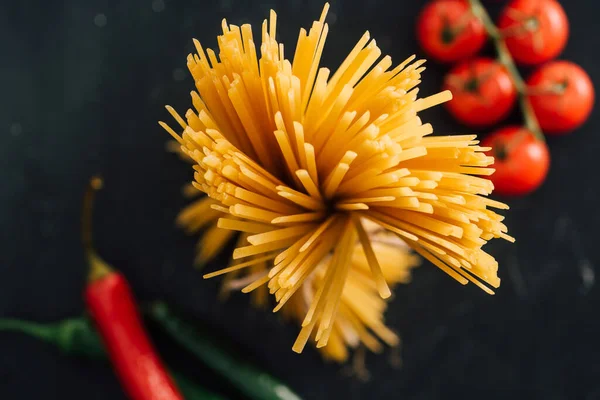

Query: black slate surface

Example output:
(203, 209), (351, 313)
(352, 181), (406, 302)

(1, 0), (599, 399)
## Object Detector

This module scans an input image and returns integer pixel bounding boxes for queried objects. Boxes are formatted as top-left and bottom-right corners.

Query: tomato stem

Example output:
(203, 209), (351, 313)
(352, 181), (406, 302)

(499, 17), (540, 39)
(467, 0), (545, 142)
(441, 18), (456, 45)
(494, 141), (508, 161)
(526, 81), (568, 96)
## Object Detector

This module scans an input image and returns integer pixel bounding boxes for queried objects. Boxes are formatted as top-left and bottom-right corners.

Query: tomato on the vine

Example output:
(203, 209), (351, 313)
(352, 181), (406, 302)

(416, 0), (487, 63)
(527, 61), (595, 134)
(497, 0), (569, 65)
(443, 58), (516, 128)
(482, 126), (550, 196)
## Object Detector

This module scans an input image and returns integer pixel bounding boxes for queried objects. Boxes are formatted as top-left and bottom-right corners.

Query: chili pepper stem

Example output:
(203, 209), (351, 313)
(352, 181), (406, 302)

(81, 177), (185, 400)
(0, 319), (56, 342)
(468, 0), (545, 142)
(82, 176), (114, 282)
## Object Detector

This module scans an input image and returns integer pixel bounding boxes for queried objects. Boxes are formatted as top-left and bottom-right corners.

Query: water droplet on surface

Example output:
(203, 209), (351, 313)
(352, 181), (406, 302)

(172, 68), (186, 81)
(152, 0), (165, 13)
(10, 123), (22, 136)
(94, 13), (107, 27)
(329, 12), (338, 24)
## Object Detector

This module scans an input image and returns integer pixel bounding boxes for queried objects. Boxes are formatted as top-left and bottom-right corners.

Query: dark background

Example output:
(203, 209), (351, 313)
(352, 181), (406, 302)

(1, 0), (598, 399)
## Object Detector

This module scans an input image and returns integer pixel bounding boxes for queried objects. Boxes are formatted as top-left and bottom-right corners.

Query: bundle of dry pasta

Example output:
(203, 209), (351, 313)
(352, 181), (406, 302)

(161, 3), (513, 355)
(174, 151), (420, 362)
(279, 220), (420, 362)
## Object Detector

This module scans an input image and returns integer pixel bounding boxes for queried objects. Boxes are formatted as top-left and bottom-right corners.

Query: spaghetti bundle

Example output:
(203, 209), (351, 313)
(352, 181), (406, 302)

(175, 164), (420, 362)
(161, 3), (513, 354)
(280, 221), (419, 362)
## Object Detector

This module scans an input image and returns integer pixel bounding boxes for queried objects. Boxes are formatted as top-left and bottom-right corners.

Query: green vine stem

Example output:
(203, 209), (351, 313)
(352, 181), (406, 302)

(468, 0), (545, 142)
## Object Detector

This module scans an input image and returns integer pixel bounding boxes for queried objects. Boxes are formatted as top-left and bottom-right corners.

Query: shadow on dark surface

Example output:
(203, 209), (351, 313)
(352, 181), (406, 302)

(1, 0), (599, 399)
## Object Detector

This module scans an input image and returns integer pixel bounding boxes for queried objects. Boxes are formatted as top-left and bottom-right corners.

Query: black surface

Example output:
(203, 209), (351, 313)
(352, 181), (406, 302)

(1, 0), (599, 399)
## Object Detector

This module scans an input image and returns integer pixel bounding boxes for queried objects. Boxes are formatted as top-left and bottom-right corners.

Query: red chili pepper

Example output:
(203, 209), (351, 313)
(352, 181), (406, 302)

(81, 177), (183, 400)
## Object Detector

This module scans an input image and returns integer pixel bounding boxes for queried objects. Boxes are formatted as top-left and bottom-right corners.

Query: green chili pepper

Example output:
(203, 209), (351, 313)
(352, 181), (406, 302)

(0, 318), (105, 358)
(148, 302), (302, 400)
(0, 317), (225, 400)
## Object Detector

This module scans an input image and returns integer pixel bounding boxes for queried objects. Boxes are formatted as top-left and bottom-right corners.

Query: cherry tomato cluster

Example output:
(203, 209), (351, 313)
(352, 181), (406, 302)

(416, 0), (594, 196)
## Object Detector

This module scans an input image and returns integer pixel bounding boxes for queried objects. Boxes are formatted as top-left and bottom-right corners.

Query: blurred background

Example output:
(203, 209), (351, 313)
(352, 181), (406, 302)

(0, 0), (598, 398)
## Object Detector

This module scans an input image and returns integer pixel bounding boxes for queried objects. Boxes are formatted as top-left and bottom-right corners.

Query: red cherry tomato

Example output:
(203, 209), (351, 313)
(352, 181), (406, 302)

(416, 0), (487, 63)
(443, 58), (517, 128)
(482, 126), (550, 196)
(497, 0), (568, 65)
(527, 61), (595, 134)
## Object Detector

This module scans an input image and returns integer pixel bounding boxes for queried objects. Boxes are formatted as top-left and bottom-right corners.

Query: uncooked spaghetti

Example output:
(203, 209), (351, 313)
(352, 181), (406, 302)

(161, 3), (513, 354)
(174, 164), (420, 362)
(279, 220), (420, 362)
